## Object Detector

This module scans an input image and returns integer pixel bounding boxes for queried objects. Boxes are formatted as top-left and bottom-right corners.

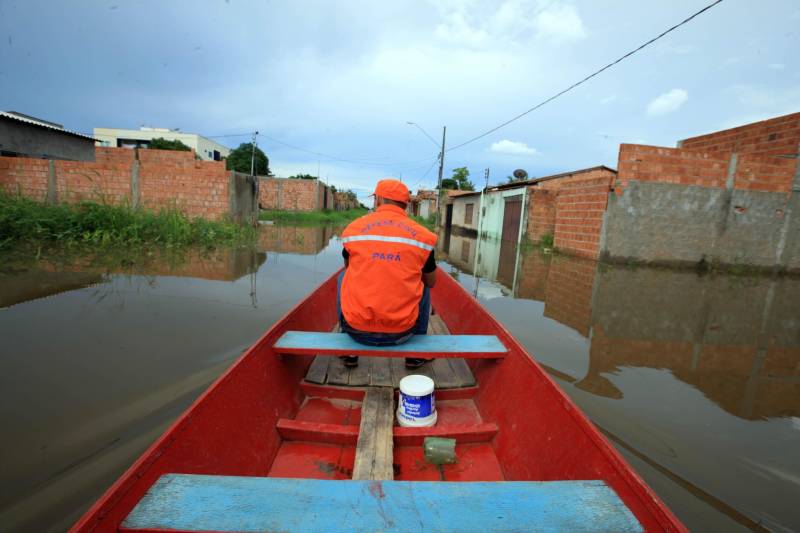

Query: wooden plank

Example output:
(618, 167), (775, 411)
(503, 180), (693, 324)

(122, 475), (644, 532)
(352, 387), (394, 481)
(369, 358), (393, 387)
(449, 359), (477, 387)
(430, 358), (460, 388)
(390, 358), (411, 388)
(274, 332), (507, 359)
(348, 356), (371, 387)
(326, 356), (351, 386)
(305, 356), (331, 385)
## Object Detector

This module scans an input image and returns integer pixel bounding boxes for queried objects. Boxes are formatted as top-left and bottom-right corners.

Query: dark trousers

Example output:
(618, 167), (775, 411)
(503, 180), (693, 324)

(336, 270), (430, 346)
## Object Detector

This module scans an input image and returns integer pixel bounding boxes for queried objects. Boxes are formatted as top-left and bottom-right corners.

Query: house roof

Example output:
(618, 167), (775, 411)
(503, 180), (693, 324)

(1, 111), (98, 142)
(488, 165), (617, 191)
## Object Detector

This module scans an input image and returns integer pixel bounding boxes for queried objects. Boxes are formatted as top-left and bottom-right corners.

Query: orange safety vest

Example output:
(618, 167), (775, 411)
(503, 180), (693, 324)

(341, 204), (438, 333)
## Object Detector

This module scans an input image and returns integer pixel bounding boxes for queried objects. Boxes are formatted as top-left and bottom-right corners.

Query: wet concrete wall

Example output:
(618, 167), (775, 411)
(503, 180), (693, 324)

(601, 142), (799, 271)
(601, 181), (800, 271)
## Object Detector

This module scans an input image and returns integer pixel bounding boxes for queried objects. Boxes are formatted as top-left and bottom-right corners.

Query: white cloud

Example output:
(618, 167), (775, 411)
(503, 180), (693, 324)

(533, 4), (587, 44)
(646, 89), (688, 116)
(768, 63), (786, 70)
(490, 139), (539, 156)
(600, 94), (617, 105)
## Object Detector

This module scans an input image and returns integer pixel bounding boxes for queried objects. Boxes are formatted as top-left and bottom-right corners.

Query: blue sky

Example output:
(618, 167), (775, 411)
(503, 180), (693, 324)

(1, 0), (798, 202)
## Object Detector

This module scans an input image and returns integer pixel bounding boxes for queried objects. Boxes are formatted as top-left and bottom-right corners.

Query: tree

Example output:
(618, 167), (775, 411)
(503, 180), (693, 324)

(288, 173), (317, 180)
(147, 137), (191, 151)
(225, 143), (270, 176)
(441, 166), (474, 191)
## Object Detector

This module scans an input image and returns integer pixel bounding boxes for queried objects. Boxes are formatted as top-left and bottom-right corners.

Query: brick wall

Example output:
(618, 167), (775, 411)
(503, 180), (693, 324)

(0, 147), (240, 221)
(0, 157), (49, 200)
(616, 144), (730, 192)
(678, 111), (800, 157)
(525, 189), (555, 244)
(258, 177), (322, 211)
(542, 254), (597, 337)
(138, 149), (229, 219)
(552, 173), (614, 259)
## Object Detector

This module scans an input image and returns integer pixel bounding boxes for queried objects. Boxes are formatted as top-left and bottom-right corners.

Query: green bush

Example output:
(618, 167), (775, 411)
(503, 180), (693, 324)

(0, 192), (253, 251)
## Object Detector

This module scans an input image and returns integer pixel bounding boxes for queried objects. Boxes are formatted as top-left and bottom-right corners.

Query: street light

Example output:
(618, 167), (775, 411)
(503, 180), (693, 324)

(406, 121), (440, 149)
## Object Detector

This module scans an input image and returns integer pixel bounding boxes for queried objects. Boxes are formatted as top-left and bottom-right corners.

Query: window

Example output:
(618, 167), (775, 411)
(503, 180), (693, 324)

(464, 203), (474, 225)
(213, 150), (221, 161)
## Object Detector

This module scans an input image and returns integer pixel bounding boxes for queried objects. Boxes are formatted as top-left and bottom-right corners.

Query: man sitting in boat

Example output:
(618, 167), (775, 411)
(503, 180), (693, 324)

(337, 178), (438, 369)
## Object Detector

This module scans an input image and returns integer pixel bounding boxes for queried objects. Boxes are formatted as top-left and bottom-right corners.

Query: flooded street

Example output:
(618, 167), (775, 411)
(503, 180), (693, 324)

(1, 225), (799, 532)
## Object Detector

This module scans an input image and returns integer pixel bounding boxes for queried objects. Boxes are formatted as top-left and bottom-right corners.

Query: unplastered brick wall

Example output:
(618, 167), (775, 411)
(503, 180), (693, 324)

(259, 177), (321, 211)
(0, 157), (49, 200)
(0, 147), (234, 220)
(553, 174), (614, 259)
(616, 144), (730, 192)
(138, 149), (229, 219)
(616, 143), (797, 194)
(678, 111), (800, 157)
(525, 189), (555, 244)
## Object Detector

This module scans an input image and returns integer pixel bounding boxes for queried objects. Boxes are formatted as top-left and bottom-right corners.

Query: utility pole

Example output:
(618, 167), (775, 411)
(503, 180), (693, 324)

(435, 126), (446, 229)
(484, 168), (490, 189)
(250, 131), (259, 176)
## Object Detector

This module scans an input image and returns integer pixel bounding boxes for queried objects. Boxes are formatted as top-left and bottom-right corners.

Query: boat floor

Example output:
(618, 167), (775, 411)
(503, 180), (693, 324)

(303, 314), (476, 389)
(277, 315), (498, 482)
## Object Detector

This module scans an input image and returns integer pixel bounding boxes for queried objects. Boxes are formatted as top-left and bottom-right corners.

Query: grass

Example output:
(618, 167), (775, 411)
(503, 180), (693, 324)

(0, 192), (255, 252)
(259, 208), (368, 225)
(410, 214), (436, 231)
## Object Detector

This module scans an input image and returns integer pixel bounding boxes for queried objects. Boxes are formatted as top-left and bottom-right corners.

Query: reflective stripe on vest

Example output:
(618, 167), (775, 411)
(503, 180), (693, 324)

(341, 234), (434, 251)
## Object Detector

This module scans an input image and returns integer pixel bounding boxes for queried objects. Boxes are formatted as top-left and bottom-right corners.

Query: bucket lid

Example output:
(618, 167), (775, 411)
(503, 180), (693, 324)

(399, 374), (434, 396)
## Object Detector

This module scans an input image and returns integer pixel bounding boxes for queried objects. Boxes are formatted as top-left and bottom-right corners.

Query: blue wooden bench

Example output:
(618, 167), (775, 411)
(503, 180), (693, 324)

(122, 474), (643, 532)
(273, 331), (507, 359)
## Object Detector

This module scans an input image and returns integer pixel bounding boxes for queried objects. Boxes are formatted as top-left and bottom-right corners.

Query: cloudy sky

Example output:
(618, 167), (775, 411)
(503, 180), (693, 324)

(2, 0), (798, 201)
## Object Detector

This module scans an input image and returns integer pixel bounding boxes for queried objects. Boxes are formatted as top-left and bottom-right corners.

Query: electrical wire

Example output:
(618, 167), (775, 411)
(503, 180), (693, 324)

(446, 0), (725, 153)
(206, 131), (436, 169)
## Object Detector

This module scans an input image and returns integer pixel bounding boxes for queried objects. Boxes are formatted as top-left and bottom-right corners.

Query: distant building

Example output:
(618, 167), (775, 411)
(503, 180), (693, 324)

(0, 111), (96, 161)
(93, 127), (231, 161)
(407, 189), (437, 218)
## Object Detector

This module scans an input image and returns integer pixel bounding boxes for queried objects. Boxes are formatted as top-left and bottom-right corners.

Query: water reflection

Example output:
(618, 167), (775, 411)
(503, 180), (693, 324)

(438, 229), (800, 531)
(2, 223), (799, 532)
(0, 225), (344, 532)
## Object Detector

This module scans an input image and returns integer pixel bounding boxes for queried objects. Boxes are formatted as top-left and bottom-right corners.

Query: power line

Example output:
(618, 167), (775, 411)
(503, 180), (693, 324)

(206, 131), (436, 169)
(409, 158), (440, 191)
(446, 0), (725, 153)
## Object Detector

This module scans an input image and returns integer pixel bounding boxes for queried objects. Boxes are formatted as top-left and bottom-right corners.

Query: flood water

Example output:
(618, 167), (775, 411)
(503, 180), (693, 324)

(1, 224), (798, 532)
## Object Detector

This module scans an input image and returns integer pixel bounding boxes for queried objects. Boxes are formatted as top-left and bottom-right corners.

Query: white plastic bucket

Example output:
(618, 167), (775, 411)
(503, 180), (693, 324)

(397, 375), (437, 427)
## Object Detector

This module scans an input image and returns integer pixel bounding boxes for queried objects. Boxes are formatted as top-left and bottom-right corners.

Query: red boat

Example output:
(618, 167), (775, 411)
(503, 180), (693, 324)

(71, 268), (685, 532)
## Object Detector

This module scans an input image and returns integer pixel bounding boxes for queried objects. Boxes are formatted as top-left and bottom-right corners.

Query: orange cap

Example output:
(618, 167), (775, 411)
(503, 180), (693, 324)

(373, 179), (410, 204)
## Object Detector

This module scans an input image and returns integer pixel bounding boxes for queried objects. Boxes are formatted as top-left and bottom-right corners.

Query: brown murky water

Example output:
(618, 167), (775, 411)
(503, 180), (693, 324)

(1, 224), (798, 532)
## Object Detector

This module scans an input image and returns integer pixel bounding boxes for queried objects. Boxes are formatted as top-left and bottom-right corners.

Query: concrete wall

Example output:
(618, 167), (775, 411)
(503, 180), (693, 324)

(479, 187), (528, 242)
(450, 194), (480, 233)
(601, 142), (799, 271)
(0, 147), (253, 221)
(0, 117), (95, 161)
